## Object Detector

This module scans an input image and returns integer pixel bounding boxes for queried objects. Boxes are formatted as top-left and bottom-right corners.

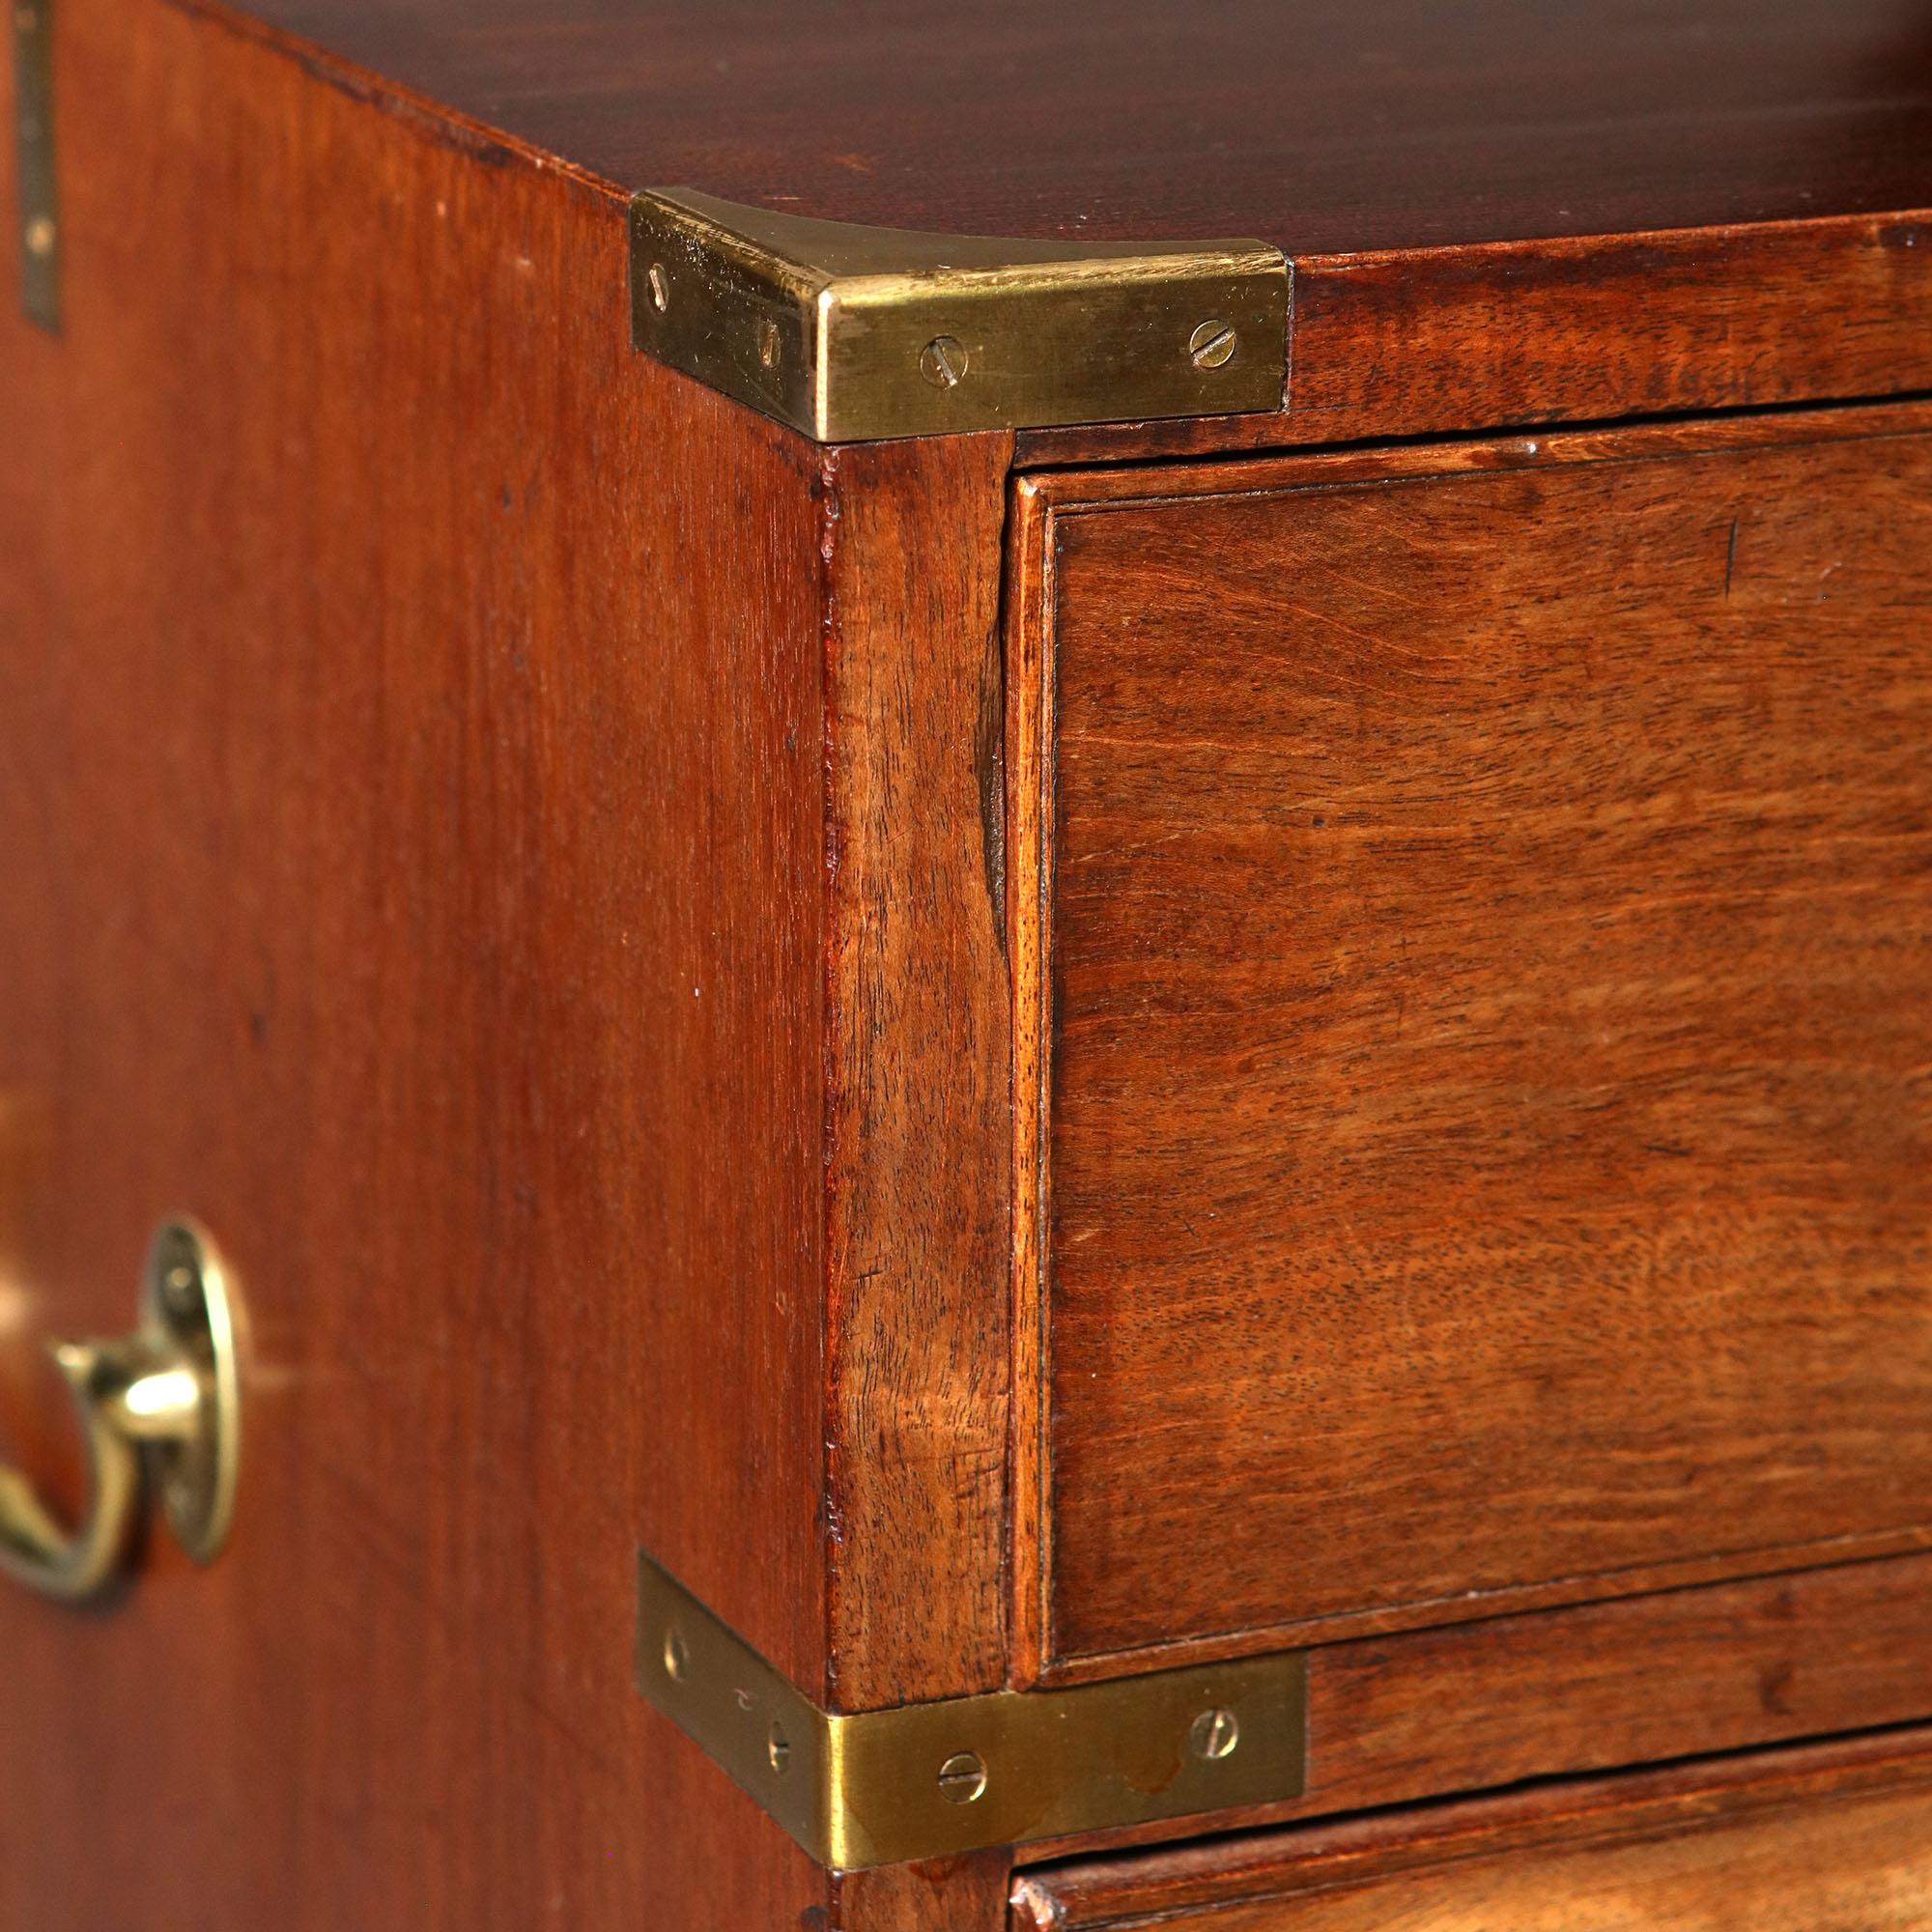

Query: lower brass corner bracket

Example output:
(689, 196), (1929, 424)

(635, 1552), (1308, 1869)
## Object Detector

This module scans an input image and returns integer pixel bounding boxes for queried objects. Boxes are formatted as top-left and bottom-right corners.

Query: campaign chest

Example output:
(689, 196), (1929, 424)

(6, 2), (1932, 1925)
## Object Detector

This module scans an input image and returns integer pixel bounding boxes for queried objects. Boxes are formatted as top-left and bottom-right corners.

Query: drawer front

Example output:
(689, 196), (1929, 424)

(1013, 1727), (1932, 1932)
(1009, 405), (1932, 1677)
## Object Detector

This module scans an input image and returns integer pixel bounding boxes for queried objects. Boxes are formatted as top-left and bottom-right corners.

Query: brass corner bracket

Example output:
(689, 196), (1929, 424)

(629, 188), (1289, 442)
(12, 0), (58, 329)
(635, 1552), (1308, 1869)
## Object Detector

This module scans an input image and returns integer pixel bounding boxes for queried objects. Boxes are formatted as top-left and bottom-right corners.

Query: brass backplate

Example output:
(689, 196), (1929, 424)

(12, 0), (57, 329)
(629, 188), (1290, 442)
(636, 1552), (1308, 1869)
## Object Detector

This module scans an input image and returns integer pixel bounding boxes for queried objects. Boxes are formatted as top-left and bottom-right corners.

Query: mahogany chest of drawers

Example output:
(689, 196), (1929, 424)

(6, 2), (1932, 1926)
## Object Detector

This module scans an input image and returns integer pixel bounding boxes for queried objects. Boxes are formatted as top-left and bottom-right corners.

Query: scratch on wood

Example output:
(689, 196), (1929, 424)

(1724, 514), (1741, 598)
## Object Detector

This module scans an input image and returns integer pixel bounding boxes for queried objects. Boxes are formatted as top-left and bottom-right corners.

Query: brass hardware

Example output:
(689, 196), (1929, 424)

(0, 1220), (242, 1602)
(629, 188), (1290, 443)
(936, 1748), (989, 1804)
(1190, 1707), (1240, 1759)
(11, 0), (58, 330)
(1188, 320), (1238, 370)
(919, 333), (969, 390)
(636, 1551), (1308, 1869)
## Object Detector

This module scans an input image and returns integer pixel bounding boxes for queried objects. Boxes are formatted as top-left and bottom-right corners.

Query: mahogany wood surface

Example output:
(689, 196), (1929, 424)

(838, 1852), (1016, 1932)
(1019, 215), (1932, 463)
(820, 432), (1015, 1709)
(10, 0), (1932, 1922)
(1017, 1724), (1932, 1931)
(188, 0), (1932, 457)
(1018, 1550), (1932, 1864)
(197, 0), (1932, 251)
(1013, 403), (1932, 1679)
(0, 0), (1009, 1921)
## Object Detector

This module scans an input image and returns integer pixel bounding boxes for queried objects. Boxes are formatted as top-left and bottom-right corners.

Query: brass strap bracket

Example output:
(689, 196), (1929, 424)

(635, 1552), (1308, 1869)
(629, 188), (1290, 442)
(11, 0), (58, 329)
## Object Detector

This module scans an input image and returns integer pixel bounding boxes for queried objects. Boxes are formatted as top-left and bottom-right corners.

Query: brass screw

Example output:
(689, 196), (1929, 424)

(767, 1720), (790, 1776)
(936, 1748), (988, 1804)
(23, 215), (56, 260)
(1188, 320), (1237, 370)
(647, 263), (669, 313)
(1189, 1707), (1240, 1760)
(663, 1627), (691, 1682)
(758, 318), (781, 371)
(164, 1264), (198, 1315)
(919, 335), (968, 390)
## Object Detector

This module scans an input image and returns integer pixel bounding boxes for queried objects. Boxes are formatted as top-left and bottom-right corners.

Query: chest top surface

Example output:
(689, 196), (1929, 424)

(182, 0), (1932, 447)
(222, 0), (1932, 251)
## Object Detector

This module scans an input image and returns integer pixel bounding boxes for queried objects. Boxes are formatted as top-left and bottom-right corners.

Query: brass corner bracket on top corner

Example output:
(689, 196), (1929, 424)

(628, 187), (1290, 443)
(635, 1551), (1308, 1870)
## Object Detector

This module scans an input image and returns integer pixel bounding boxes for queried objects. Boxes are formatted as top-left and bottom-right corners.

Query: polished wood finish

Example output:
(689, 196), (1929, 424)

(187, 0), (1932, 454)
(0, 0), (1008, 1920)
(1021, 1550), (1932, 1862)
(0, 1), (825, 1922)
(820, 429), (1014, 1708)
(1013, 404), (1932, 1678)
(839, 1851), (1014, 1932)
(1018, 1724), (1932, 1931)
(1019, 213), (1932, 463)
(10, 0), (1932, 1923)
(209, 0), (1932, 250)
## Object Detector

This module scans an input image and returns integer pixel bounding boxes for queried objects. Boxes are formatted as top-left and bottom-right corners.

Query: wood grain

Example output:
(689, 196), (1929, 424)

(1019, 1723), (1932, 1931)
(820, 431), (1015, 1708)
(0, 0), (1010, 1922)
(1013, 404), (1932, 1676)
(0, 0), (833, 1922)
(836, 1852), (1013, 1932)
(1018, 1551), (1932, 1863)
(196, 0), (1932, 253)
(1017, 213), (1932, 465)
(1282, 215), (1932, 446)
(181, 0), (1932, 457)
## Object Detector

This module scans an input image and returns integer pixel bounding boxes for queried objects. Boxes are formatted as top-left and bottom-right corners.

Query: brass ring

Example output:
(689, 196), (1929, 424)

(0, 1220), (243, 1603)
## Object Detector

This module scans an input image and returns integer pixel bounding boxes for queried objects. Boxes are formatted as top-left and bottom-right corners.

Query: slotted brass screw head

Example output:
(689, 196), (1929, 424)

(936, 1749), (988, 1804)
(1188, 319), (1237, 369)
(919, 335), (968, 389)
(1189, 1707), (1240, 1760)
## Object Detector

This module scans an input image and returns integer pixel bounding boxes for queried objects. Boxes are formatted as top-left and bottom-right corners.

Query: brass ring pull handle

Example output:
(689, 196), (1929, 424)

(0, 1220), (242, 1602)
